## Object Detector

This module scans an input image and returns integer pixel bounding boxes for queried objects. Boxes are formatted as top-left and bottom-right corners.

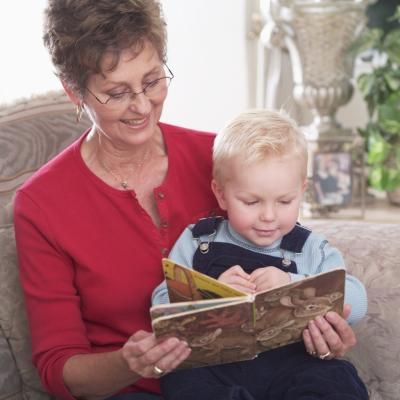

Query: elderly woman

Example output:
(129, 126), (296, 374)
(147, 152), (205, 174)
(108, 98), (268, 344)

(14, 1), (363, 400)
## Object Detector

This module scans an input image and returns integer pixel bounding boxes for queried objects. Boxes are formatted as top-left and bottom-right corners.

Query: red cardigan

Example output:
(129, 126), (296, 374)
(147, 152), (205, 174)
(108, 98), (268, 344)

(14, 122), (220, 399)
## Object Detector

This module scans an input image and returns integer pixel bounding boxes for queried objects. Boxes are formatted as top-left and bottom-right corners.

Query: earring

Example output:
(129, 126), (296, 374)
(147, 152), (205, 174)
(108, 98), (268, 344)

(76, 103), (84, 123)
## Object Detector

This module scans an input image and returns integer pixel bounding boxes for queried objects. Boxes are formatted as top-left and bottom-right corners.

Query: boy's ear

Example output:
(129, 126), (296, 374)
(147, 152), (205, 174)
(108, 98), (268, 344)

(211, 179), (227, 210)
(61, 80), (82, 106)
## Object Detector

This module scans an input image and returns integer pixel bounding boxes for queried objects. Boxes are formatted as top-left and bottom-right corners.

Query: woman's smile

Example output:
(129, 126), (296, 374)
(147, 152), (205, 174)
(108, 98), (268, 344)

(120, 116), (149, 128)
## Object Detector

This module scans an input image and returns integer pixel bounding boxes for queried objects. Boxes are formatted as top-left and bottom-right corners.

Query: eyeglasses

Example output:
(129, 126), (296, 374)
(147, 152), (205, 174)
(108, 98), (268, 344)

(86, 64), (174, 108)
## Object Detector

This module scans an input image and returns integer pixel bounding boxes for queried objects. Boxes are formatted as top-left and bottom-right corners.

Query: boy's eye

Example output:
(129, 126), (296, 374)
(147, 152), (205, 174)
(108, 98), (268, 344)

(243, 200), (258, 206)
(280, 199), (293, 205)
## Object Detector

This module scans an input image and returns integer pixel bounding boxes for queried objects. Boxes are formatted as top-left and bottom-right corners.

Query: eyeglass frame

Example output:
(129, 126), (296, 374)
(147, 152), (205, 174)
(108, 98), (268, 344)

(85, 64), (174, 106)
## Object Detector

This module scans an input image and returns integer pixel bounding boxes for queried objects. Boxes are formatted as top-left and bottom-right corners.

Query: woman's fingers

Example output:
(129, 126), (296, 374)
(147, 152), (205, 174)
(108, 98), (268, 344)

(342, 304), (352, 320)
(305, 319), (335, 359)
(302, 328), (317, 356)
(152, 339), (191, 375)
(303, 308), (357, 360)
(325, 310), (356, 356)
(122, 331), (190, 378)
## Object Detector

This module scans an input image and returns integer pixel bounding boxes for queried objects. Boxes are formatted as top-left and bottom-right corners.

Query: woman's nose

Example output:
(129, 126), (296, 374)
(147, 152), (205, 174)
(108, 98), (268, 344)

(128, 92), (152, 114)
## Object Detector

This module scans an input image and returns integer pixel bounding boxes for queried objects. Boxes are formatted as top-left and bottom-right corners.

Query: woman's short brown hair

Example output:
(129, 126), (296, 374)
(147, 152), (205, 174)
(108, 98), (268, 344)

(43, 0), (167, 96)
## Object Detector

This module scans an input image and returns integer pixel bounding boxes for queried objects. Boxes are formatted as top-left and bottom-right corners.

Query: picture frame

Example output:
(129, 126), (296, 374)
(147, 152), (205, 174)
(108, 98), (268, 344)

(313, 152), (352, 207)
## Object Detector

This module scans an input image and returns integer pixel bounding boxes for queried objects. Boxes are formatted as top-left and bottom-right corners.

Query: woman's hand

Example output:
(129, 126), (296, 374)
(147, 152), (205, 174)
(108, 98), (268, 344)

(218, 265), (256, 293)
(303, 304), (356, 360)
(121, 330), (191, 378)
(249, 266), (291, 292)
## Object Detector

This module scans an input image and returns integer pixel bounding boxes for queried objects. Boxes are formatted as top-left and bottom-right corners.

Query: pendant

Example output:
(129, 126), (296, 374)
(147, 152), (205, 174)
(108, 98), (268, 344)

(121, 181), (128, 189)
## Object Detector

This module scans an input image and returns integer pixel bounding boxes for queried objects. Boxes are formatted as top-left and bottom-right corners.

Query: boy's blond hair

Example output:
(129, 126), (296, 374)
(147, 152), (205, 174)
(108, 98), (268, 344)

(213, 109), (308, 183)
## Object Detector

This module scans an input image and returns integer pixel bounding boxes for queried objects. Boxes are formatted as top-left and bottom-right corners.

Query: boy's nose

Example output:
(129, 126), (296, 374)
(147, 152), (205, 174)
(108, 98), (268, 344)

(260, 204), (275, 222)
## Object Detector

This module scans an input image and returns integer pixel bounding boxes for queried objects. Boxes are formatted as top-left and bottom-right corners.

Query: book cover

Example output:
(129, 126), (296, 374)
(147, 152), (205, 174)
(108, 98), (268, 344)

(150, 259), (345, 369)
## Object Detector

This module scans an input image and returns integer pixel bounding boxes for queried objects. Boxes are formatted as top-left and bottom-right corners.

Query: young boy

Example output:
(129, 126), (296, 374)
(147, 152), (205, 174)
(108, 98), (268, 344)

(152, 109), (368, 400)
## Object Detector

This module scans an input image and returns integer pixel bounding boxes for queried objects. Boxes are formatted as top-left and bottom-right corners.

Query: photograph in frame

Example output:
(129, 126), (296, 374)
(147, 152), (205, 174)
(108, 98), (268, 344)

(313, 152), (352, 207)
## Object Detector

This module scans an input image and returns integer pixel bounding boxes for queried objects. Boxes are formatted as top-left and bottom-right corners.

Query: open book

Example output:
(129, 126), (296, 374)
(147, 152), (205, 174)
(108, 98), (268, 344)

(150, 258), (345, 369)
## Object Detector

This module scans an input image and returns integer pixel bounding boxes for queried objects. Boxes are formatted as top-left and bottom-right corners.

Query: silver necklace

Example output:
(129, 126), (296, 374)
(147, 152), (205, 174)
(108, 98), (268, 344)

(97, 149), (151, 190)
(98, 158), (130, 189)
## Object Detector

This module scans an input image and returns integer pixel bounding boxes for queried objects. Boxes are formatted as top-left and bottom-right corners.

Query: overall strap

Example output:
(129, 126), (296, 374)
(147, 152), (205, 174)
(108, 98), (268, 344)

(191, 216), (225, 254)
(280, 223), (312, 253)
(191, 216), (224, 237)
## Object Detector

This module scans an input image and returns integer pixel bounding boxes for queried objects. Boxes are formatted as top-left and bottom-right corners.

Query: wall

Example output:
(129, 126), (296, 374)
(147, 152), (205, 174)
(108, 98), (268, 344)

(0, 0), (62, 103)
(0, 0), (252, 134)
(160, 0), (253, 132)
(0, 1), (367, 134)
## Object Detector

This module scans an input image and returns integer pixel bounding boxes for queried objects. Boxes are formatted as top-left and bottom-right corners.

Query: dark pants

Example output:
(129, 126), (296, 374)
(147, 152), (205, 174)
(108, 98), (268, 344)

(160, 343), (368, 400)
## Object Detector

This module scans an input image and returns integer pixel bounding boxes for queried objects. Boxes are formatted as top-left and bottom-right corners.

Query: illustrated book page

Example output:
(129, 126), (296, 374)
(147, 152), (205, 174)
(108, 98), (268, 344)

(150, 259), (345, 369)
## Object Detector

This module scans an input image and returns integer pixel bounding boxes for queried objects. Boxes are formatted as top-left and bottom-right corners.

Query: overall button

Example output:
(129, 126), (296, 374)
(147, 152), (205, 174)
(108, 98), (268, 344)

(157, 192), (165, 199)
(161, 221), (168, 229)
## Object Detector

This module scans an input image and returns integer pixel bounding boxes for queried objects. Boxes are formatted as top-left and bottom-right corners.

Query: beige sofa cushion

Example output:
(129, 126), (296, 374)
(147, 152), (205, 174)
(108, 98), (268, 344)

(0, 333), (20, 400)
(307, 220), (400, 400)
(0, 225), (50, 400)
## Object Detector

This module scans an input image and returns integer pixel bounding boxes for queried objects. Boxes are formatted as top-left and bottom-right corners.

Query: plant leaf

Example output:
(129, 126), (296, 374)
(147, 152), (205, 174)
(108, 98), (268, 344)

(368, 167), (400, 191)
(386, 168), (400, 191)
(378, 94), (400, 134)
(389, 5), (400, 23)
(349, 28), (383, 56)
(369, 166), (387, 191)
(383, 69), (400, 91)
(383, 29), (400, 65)
(395, 147), (400, 165)
(357, 73), (376, 99)
(367, 131), (390, 163)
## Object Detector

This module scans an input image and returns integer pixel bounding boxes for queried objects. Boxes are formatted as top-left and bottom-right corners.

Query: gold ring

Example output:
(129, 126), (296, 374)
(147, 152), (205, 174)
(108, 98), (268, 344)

(153, 365), (164, 376)
(318, 351), (332, 360)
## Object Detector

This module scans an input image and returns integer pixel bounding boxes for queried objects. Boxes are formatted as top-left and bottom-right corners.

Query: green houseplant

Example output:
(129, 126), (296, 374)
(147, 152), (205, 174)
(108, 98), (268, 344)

(351, 5), (400, 204)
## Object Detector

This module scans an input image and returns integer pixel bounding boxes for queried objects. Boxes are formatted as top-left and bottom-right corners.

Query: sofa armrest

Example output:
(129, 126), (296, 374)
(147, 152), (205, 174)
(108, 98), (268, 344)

(0, 225), (52, 400)
(0, 331), (21, 400)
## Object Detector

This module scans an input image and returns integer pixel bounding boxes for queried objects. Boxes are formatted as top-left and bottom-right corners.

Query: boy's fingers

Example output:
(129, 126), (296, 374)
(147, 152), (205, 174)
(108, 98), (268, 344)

(229, 276), (256, 290)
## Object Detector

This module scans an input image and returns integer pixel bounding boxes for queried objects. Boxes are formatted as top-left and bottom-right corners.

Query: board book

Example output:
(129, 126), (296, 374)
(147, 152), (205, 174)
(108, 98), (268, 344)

(150, 258), (345, 369)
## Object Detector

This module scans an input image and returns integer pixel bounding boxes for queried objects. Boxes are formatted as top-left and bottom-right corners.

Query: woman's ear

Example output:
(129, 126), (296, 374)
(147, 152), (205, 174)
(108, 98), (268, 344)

(211, 179), (227, 210)
(61, 80), (82, 106)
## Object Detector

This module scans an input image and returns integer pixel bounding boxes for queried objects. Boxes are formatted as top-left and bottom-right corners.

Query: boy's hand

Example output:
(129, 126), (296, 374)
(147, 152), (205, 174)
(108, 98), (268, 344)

(218, 265), (256, 293)
(249, 266), (291, 292)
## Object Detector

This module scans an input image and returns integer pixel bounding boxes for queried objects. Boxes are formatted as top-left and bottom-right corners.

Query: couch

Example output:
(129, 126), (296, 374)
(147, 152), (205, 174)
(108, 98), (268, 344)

(0, 92), (90, 400)
(0, 91), (399, 400)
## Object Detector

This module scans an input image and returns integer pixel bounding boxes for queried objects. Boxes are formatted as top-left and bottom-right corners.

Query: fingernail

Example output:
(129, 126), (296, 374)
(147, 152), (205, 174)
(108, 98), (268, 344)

(326, 311), (334, 319)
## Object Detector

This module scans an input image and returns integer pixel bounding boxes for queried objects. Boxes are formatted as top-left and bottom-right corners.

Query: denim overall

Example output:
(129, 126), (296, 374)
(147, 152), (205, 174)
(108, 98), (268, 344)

(160, 218), (369, 400)
(191, 216), (310, 278)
